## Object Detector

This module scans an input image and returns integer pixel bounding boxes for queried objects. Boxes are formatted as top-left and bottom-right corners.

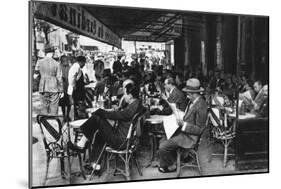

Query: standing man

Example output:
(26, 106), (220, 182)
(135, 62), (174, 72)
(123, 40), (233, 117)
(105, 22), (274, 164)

(68, 56), (86, 119)
(59, 55), (71, 122)
(158, 78), (208, 172)
(112, 55), (123, 75)
(34, 52), (63, 115)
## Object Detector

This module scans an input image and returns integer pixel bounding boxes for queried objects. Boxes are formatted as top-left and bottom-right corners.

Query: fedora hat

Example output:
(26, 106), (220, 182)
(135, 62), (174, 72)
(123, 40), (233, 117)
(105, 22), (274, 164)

(182, 78), (204, 93)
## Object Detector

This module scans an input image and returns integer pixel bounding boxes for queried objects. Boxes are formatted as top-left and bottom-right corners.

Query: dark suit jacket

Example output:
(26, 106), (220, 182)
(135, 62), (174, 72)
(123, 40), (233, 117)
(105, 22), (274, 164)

(95, 99), (141, 139)
(170, 96), (208, 148)
(153, 87), (187, 115)
(167, 87), (187, 112)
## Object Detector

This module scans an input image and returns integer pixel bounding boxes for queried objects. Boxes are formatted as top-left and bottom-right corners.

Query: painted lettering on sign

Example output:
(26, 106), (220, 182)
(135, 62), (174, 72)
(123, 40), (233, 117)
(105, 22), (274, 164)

(33, 2), (121, 48)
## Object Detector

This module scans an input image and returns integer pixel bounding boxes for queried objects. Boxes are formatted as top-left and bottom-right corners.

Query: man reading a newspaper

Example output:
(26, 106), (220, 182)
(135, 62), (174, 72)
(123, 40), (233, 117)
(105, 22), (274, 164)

(158, 78), (208, 173)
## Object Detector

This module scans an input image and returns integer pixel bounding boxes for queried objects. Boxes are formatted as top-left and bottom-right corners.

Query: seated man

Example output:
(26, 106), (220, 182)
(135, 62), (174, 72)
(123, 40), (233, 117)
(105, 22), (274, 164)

(151, 77), (187, 115)
(251, 81), (266, 111)
(69, 83), (141, 172)
(240, 81), (267, 113)
(252, 84), (268, 117)
(157, 78), (208, 172)
(175, 72), (186, 91)
(117, 78), (135, 109)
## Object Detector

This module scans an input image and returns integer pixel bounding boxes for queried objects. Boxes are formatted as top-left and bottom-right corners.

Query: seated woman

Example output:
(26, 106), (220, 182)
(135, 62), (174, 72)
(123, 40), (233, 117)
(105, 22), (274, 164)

(69, 83), (141, 172)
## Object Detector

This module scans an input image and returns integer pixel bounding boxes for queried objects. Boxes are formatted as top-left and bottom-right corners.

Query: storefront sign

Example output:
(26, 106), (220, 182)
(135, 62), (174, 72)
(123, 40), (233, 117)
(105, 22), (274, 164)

(32, 2), (121, 48)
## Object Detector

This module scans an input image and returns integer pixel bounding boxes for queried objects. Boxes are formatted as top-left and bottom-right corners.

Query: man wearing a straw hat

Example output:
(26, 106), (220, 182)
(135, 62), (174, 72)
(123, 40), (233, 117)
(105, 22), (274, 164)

(158, 78), (208, 173)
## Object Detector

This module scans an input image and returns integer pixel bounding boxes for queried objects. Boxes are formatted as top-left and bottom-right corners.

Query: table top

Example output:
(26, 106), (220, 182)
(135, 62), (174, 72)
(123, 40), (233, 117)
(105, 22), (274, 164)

(228, 112), (256, 120)
(69, 119), (87, 128)
(86, 107), (114, 113)
(145, 115), (166, 124)
(84, 83), (96, 88)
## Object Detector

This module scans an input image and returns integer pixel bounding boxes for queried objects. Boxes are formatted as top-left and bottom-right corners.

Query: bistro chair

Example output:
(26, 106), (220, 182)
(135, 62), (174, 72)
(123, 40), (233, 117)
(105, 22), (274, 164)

(176, 122), (208, 177)
(89, 107), (147, 181)
(36, 115), (66, 185)
(208, 105), (235, 168)
(37, 115), (86, 185)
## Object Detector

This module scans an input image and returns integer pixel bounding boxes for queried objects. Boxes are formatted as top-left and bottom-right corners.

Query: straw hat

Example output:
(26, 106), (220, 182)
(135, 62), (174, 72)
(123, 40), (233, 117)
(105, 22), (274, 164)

(182, 78), (204, 93)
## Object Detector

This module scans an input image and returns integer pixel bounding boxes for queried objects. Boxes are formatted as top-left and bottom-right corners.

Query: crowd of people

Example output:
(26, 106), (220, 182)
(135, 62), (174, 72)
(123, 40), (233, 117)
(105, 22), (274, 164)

(34, 49), (269, 175)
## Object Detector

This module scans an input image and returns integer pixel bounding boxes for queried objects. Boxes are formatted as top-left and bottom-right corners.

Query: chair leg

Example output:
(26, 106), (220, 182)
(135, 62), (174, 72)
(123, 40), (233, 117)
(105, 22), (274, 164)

(176, 149), (181, 178)
(100, 152), (107, 177)
(106, 152), (110, 175)
(113, 154), (118, 176)
(125, 158), (130, 180)
(223, 140), (228, 168)
(195, 152), (202, 174)
(60, 157), (66, 179)
(88, 144), (106, 181)
(67, 151), (72, 184)
(208, 144), (213, 163)
(78, 153), (86, 179)
(43, 157), (50, 186)
(150, 134), (155, 162)
(133, 154), (142, 176)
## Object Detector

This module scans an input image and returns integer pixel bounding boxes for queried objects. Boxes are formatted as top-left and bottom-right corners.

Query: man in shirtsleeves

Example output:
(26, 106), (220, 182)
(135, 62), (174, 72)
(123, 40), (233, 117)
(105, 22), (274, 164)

(67, 56), (86, 120)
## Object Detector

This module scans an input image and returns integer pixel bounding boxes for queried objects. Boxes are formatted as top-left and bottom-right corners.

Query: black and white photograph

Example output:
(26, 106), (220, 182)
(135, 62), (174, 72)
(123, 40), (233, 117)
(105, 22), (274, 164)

(29, 0), (269, 188)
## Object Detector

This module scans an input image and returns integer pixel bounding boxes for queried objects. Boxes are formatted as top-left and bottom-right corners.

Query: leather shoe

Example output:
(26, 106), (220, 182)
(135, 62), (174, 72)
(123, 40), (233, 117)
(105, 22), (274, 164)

(158, 167), (176, 173)
(84, 164), (102, 176)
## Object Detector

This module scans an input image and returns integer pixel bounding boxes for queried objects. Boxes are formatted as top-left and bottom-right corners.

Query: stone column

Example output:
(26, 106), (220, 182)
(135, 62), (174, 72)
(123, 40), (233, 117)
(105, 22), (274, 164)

(174, 15), (190, 79)
(216, 15), (223, 71)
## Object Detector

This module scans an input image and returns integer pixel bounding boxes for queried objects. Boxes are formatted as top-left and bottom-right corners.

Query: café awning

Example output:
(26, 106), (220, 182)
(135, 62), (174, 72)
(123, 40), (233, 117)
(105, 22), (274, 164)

(32, 1), (206, 48)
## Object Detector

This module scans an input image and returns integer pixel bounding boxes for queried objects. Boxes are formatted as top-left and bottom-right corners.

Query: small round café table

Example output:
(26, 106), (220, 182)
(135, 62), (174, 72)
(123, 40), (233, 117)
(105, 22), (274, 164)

(145, 115), (166, 167)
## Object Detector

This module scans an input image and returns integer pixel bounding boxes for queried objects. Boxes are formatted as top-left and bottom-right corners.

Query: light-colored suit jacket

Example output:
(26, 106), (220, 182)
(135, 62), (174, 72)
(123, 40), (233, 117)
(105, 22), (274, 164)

(169, 96), (208, 148)
(35, 57), (63, 93)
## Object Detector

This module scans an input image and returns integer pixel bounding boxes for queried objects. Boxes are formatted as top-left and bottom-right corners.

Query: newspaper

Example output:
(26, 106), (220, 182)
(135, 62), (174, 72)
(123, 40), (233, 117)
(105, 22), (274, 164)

(168, 102), (185, 120)
(162, 115), (179, 139)
(162, 102), (185, 139)
(240, 91), (253, 105)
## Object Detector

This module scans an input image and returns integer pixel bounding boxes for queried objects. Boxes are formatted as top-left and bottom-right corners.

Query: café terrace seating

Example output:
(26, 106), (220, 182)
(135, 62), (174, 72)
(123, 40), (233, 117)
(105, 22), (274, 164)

(176, 122), (208, 177)
(208, 102), (236, 168)
(88, 107), (147, 181)
(36, 115), (86, 185)
(34, 81), (268, 185)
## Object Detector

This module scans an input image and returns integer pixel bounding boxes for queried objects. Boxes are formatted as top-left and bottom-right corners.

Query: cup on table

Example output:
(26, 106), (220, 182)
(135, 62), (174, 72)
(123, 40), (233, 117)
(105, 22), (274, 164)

(111, 96), (117, 101)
